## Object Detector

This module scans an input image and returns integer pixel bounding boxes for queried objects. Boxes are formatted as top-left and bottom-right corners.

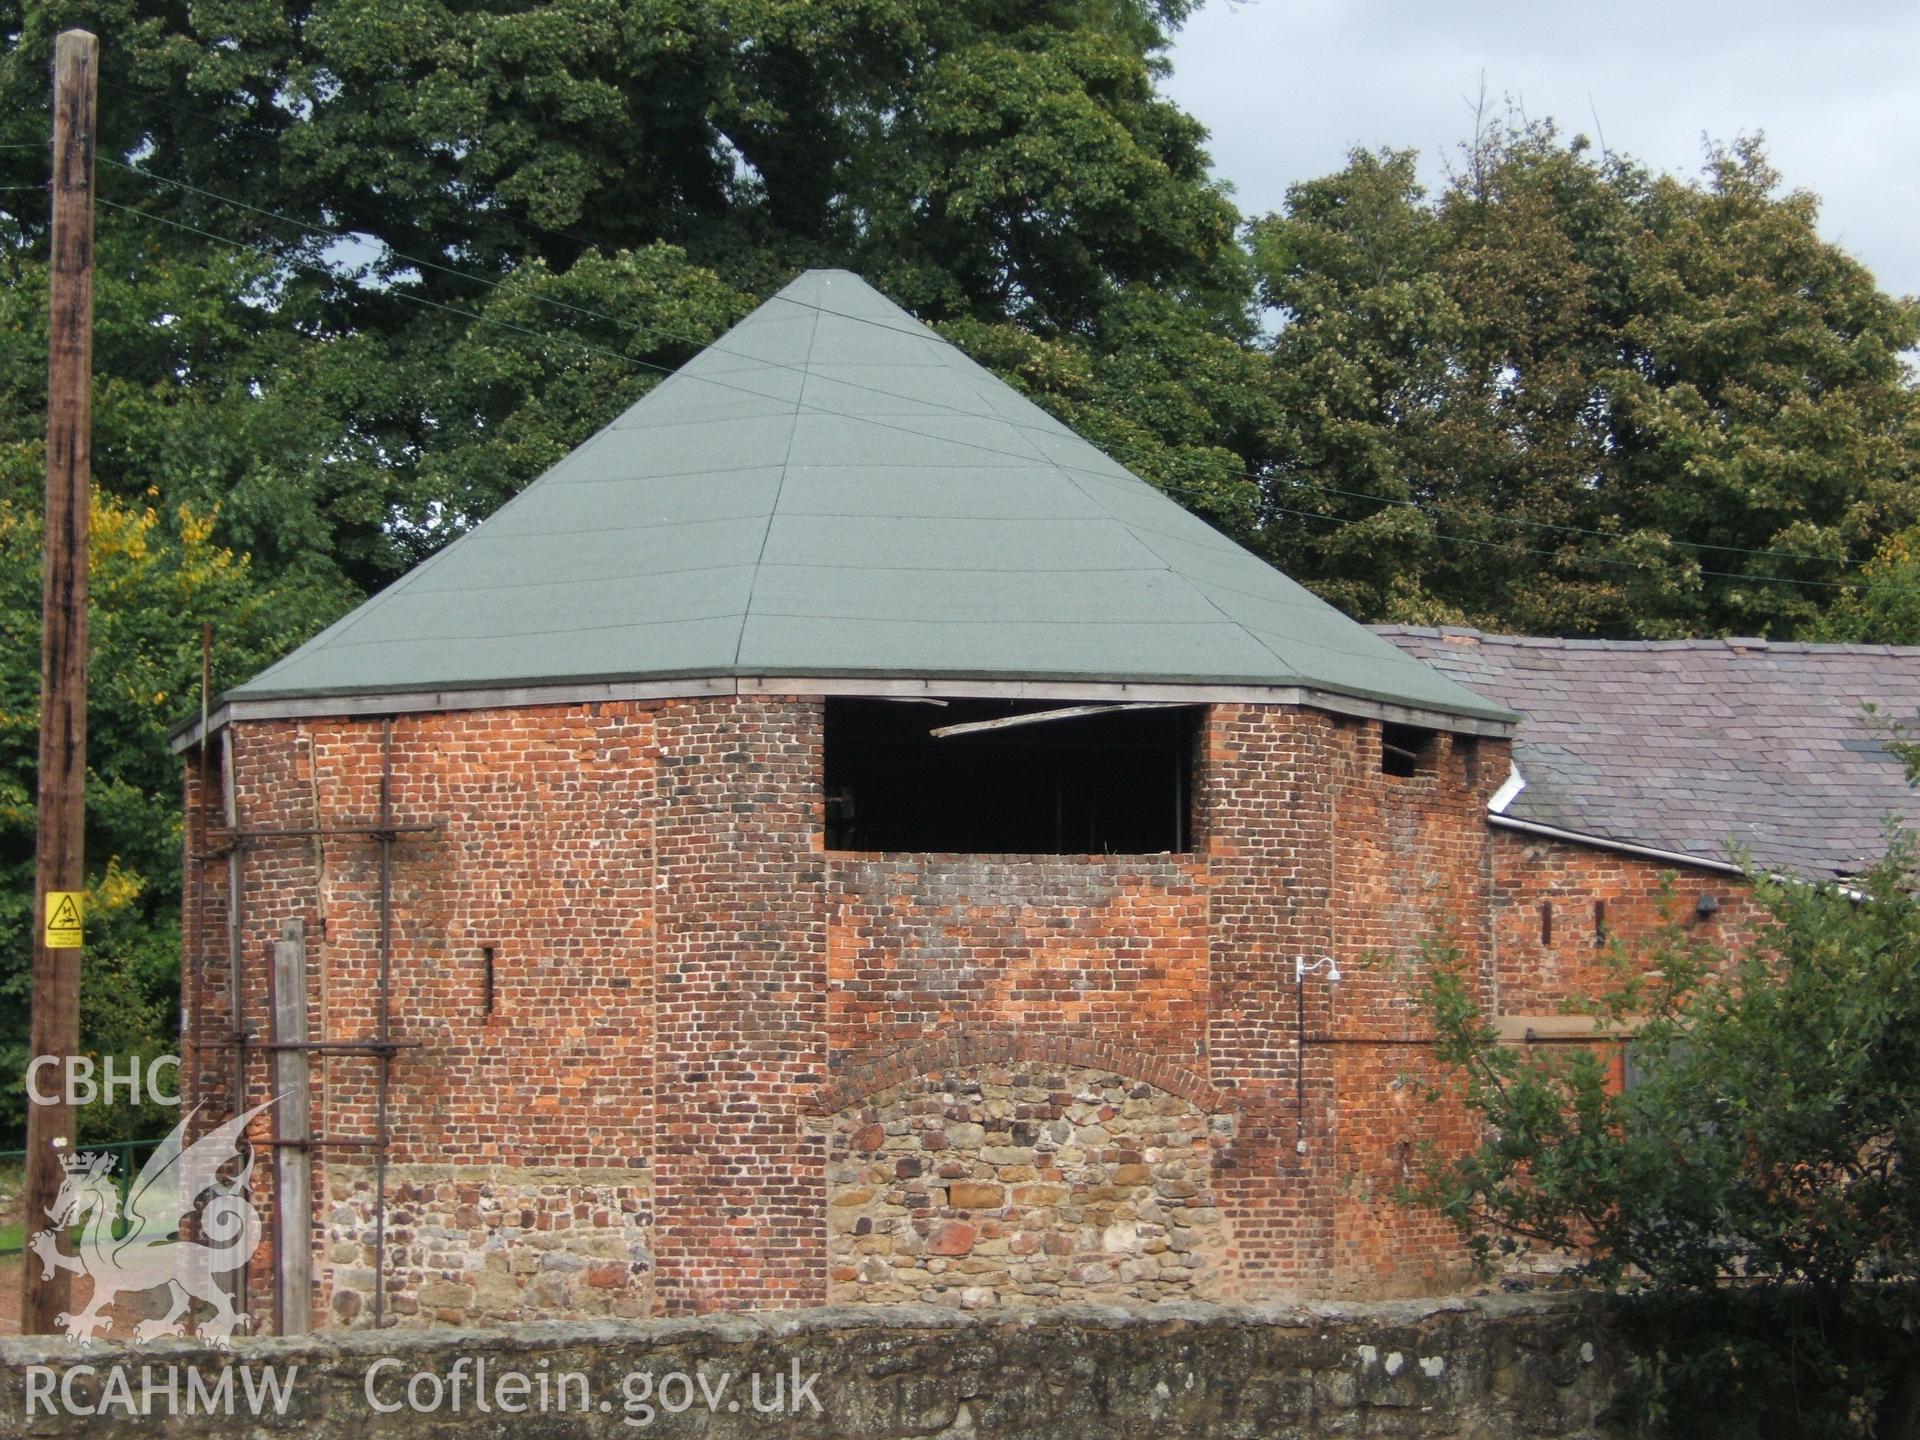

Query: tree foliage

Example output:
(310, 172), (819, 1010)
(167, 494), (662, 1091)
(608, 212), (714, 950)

(1820, 523), (1920, 645)
(0, 0), (1257, 1138)
(0, 208), (358, 1139)
(0, 3), (1916, 1149)
(1252, 122), (1920, 636)
(0, 491), (331, 1139)
(0, 0), (1251, 574)
(1414, 827), (1920, 1436)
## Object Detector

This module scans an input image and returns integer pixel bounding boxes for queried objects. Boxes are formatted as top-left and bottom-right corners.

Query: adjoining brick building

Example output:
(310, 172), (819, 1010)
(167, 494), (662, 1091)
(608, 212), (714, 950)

(1377, 626), (1920, 1032)
(173, 271), (1918, 1332)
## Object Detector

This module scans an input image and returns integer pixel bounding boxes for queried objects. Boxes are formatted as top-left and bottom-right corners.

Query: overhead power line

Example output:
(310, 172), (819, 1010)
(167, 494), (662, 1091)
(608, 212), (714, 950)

(71, 134), (1894, 598)
(94, 190), (1879, 597)
(95, 152), (1864, 577)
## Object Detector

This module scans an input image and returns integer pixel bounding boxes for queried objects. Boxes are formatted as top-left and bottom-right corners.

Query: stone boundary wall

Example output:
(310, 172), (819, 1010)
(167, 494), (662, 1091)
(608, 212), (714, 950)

(1, 1295), (1620, 1438)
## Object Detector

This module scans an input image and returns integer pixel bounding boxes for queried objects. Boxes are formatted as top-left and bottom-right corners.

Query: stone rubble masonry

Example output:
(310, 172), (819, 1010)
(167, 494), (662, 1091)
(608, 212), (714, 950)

(821, 1064), (1234, 1307)
(323, 1164), (652, 1328)
(181, 691), (1757, 1328)
(0, 1294), (1623, 1440)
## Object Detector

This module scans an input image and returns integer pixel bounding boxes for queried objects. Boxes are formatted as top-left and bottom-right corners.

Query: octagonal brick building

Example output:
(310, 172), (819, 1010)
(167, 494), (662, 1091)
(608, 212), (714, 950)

(176, 269), (1519, 1330)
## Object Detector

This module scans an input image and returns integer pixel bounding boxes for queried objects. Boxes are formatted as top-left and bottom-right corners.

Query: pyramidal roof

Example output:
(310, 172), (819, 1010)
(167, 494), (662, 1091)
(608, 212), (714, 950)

(227, 270), (1510, 727)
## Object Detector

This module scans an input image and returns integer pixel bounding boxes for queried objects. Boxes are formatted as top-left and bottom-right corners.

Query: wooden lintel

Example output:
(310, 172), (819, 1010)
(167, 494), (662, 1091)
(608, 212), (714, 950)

(1494, 1014), (1637, 1043)
(930, 701), (1185, 739)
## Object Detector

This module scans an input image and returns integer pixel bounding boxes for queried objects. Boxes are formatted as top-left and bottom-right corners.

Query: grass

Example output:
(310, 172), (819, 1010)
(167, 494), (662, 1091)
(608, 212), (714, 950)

(0, 1157), (22, 1255)
(0, 1152), (175, 1255)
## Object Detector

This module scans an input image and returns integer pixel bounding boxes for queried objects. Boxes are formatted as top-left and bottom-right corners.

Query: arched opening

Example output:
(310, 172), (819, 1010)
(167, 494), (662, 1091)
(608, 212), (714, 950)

(823, 1062), (1235, 1306)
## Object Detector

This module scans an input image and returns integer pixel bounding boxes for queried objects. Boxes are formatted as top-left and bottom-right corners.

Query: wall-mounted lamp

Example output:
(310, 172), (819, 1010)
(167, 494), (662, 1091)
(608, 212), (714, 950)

(1294, 954), (1342, 986)
(1695, 893), (1720, 919)
(1294, 955), (1341, 1155)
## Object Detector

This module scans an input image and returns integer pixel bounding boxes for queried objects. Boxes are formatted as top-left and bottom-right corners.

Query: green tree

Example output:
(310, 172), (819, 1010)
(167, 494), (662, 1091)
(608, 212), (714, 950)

(1819, 523), (1920, 645)
(0, 491), (335, 1141)
(0, 0), (1257, 591)
(1413, 836), (1920, 1436)
(1252, 121), (1920, 637)
(0, 0), (1256, 1139)
(0, 212), (356, 1141)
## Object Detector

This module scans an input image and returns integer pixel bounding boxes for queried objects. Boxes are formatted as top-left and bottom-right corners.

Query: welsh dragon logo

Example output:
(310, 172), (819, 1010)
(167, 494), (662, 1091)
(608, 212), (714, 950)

(28, 1100), (276, 1345)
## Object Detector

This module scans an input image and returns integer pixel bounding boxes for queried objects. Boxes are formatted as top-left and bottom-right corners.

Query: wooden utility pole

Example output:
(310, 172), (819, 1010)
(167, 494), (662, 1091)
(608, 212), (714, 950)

(24, 27), (97, 1337)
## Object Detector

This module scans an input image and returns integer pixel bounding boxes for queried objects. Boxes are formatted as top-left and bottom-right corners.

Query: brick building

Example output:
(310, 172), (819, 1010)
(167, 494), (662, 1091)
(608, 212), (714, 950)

(173, 271), (1919, 1332)
(1378, 625), (1920, 1030)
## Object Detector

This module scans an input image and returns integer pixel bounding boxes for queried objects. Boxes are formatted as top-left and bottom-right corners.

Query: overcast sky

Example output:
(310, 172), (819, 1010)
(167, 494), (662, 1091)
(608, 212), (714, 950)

(1162, 0), (1919, 300)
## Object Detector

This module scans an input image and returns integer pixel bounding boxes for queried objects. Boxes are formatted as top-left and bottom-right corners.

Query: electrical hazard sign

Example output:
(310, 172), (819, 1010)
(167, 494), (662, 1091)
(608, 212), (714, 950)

(44, 891), (83, 949)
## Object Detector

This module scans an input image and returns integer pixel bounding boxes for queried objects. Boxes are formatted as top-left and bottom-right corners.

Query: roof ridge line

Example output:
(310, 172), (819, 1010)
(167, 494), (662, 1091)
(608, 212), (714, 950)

(951, 369), (1313, 686)
(767, 288), (949, 344)
(731, 300), (825, 668)
(1375, 622), (1920, 657)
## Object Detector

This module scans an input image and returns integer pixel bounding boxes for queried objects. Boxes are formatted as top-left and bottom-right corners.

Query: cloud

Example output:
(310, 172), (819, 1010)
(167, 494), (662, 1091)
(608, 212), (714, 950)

(1163, 0), (1919, 298)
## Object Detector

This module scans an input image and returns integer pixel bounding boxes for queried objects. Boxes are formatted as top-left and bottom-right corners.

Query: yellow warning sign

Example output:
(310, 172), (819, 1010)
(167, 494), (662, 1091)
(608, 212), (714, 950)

(44, 891), (83, 949)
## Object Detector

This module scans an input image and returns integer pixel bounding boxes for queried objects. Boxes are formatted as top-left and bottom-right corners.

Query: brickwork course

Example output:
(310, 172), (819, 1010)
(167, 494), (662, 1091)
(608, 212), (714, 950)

(171, 271), (1904, 1332)
(186, 698), (1533, 1326)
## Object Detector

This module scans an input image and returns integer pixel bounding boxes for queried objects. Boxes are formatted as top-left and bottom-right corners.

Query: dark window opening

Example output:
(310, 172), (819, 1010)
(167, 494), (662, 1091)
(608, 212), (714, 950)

(1458, 734), (1481, 785)
(1624, 1037), (1696, 1097)
(1593, 899), (1608, 946)
(1539, 900), (1553, 946)
(1380, 722), (1437, 778)
(824, 698), (1196, 854)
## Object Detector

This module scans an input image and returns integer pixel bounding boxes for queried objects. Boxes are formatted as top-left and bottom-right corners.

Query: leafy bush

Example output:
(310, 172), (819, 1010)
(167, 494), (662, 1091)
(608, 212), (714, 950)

(1414, 830), (1920, 1436)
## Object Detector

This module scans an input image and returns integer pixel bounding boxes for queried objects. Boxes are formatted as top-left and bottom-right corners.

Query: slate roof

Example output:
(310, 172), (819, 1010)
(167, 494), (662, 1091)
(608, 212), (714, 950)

(227, 270), (1509, 727)
(1376, 626), (1920, 877)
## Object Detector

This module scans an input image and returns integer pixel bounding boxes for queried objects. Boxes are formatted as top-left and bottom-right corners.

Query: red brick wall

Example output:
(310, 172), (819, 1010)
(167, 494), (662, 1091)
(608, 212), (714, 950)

(324, 705), (658, 1168)
(1201, 705), (1334, 1086)
(185, 694), (1528, 1323)
(1327, 724), (1506, 1296)
(649, 696), (828, 1314)
(1325, 1045), (1476, 1291)
(1489, 830), (1765, 1018)
(826, 855), (1209, 1069)
(186, 705), (663, 1328)
(1197, 704), (1335, 1294)
(1190, 708), (1507, 1298)
(185, 718), (326, 1327)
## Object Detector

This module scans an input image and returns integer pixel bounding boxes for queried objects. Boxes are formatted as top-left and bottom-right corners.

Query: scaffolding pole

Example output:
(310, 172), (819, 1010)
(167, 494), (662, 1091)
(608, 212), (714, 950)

(187, 712), (434, 1334)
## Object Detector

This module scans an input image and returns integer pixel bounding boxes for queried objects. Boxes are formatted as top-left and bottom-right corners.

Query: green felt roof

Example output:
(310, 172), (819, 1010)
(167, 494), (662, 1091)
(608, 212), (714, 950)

(230, 270), (1511, 725)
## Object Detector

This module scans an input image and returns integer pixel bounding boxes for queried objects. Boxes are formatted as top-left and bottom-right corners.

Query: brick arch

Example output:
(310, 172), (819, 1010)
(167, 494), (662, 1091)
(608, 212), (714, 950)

(809, 1027), (1230, 1116)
